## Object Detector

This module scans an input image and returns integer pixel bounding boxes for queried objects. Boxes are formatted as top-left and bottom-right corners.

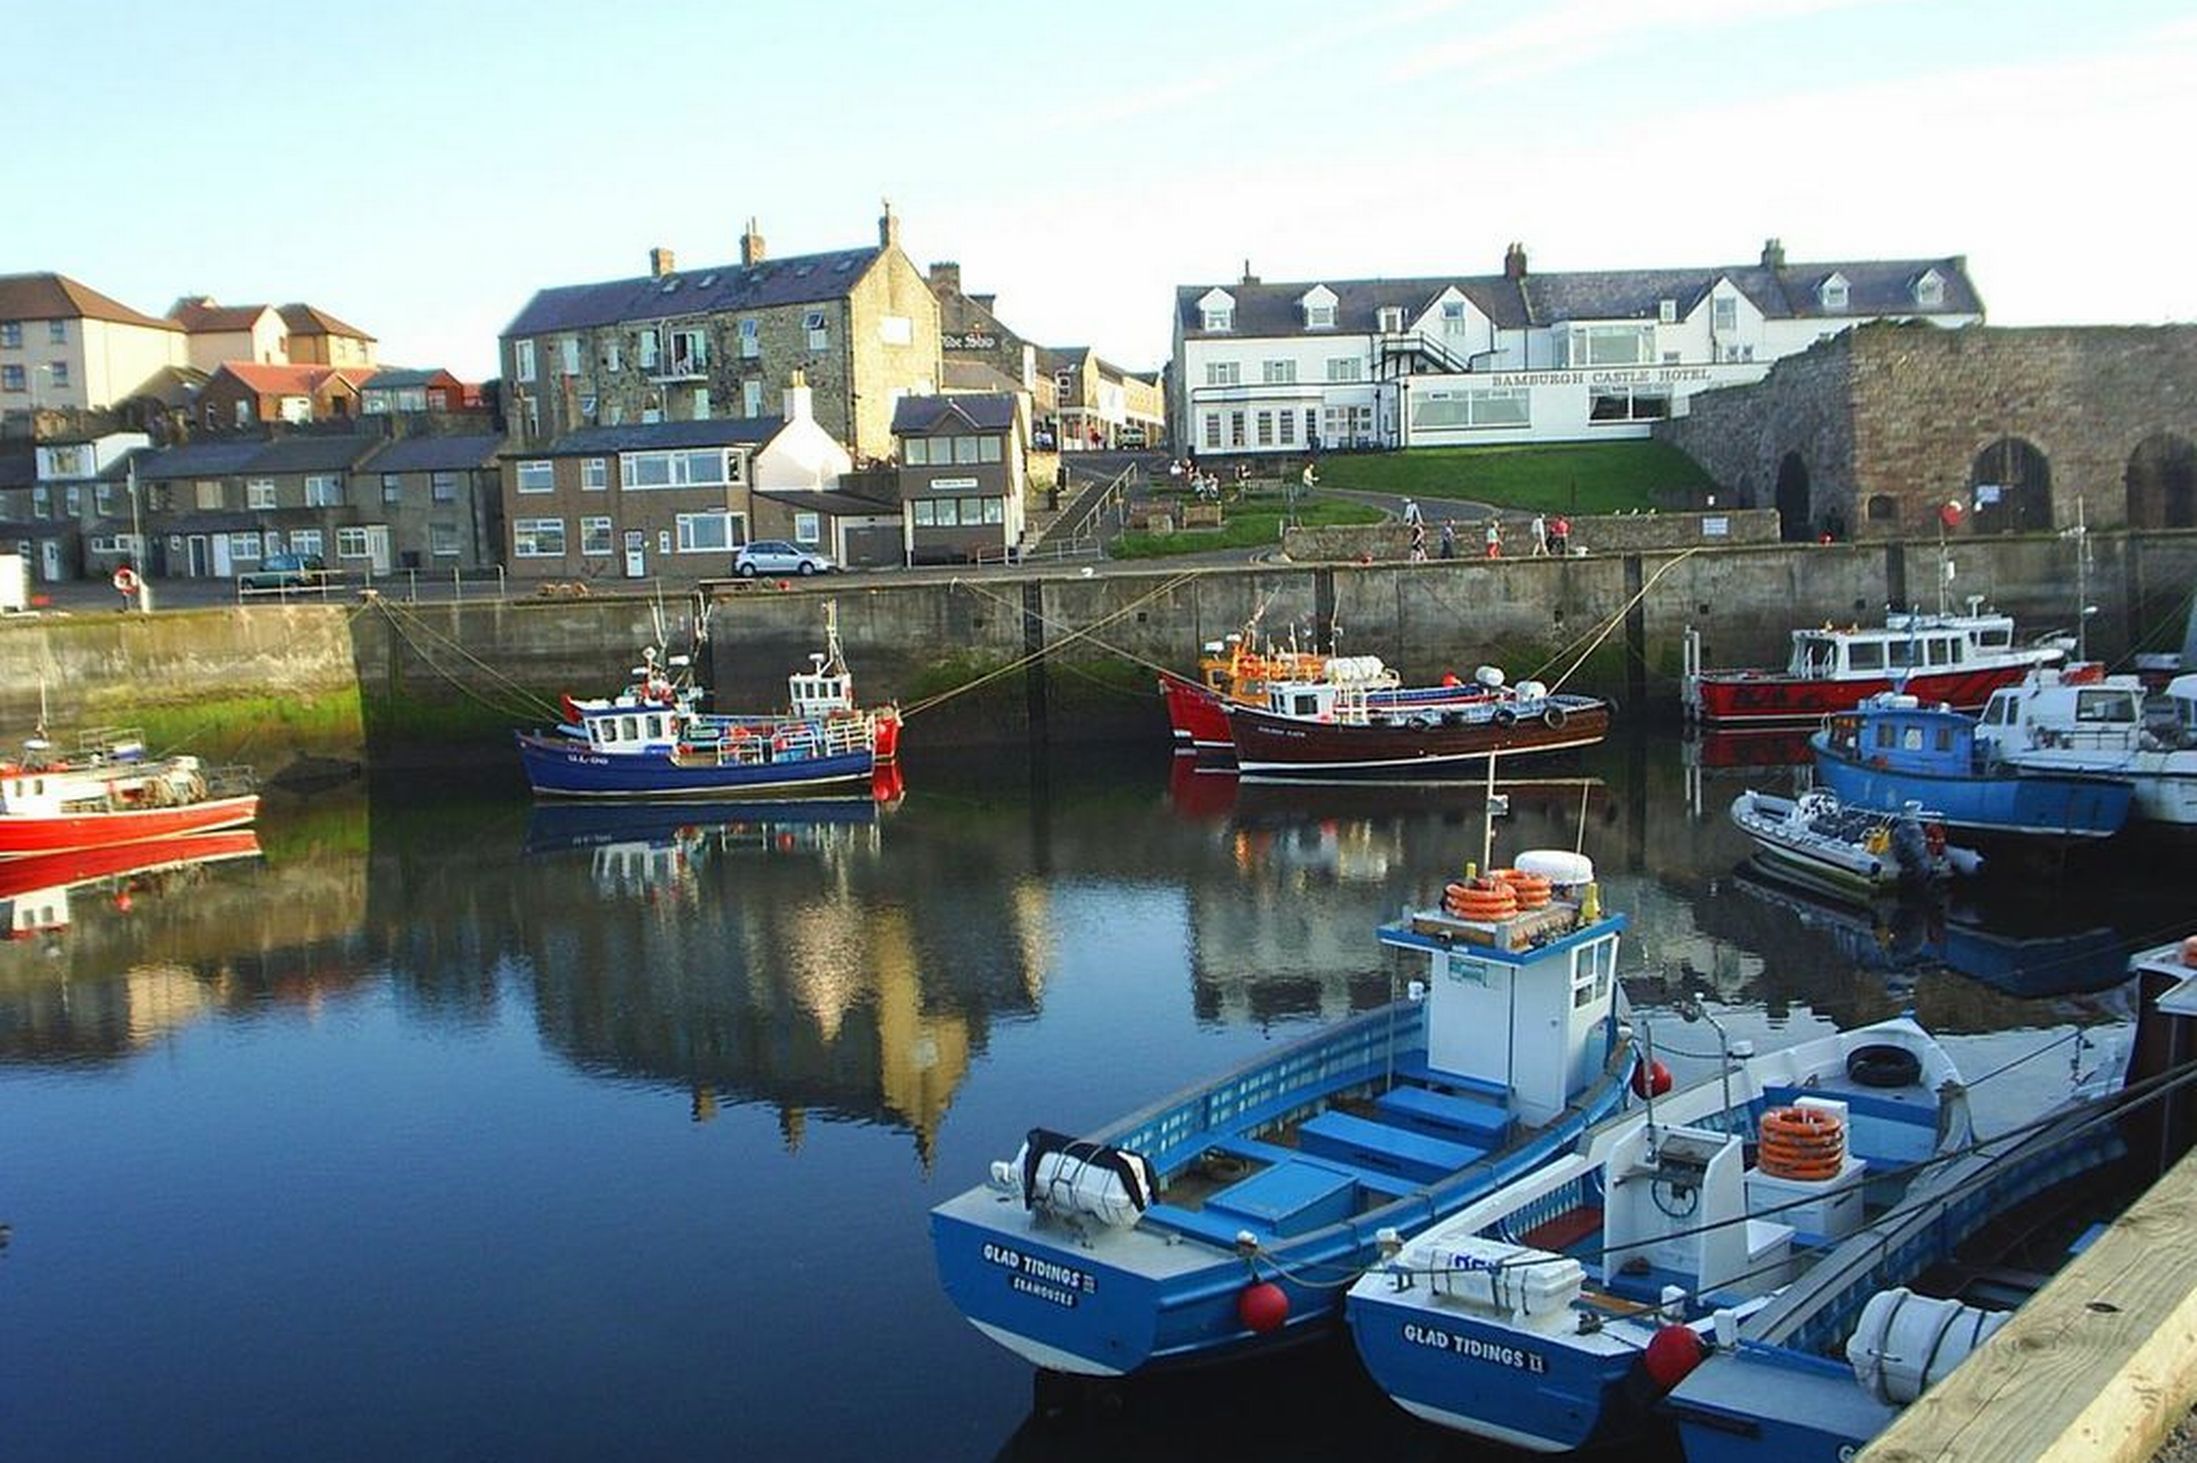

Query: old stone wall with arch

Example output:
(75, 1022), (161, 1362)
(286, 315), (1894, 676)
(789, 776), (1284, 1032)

(1659, 322), (2197, 541)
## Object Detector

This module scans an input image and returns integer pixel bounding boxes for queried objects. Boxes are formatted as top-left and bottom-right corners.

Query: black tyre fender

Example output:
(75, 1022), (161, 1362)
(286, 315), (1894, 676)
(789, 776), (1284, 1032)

(1847, 1043), (1922, 1088)
(1543, 705), (1568, 730)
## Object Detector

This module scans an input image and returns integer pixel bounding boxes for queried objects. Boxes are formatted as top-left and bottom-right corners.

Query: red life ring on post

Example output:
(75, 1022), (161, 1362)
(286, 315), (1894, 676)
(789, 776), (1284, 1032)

(112, 566), (141, 596)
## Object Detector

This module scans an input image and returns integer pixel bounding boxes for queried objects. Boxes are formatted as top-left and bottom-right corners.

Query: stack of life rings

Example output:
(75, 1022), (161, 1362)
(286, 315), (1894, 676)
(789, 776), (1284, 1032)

(1440, 867), (1555, 923)
(1756, 1104), (1847, 1181)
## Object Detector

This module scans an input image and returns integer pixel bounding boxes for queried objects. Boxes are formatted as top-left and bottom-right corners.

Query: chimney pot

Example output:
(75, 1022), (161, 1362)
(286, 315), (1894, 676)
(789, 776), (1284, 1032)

(1761, 237), (1786, 270)
(1504, 242), (1528, 281)
(741, 219), (766, 268)
(1240, 259), (1260, 286)
(649, 247), (677, 278)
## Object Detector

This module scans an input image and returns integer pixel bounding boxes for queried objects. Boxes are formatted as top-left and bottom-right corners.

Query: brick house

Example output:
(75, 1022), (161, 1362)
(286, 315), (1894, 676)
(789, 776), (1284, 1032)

(133, 434), (387, 577)
(892, 393), (1028, 564)
(498, 207), (941, 464)
(500, 418), (781, 584)
(276, 304), (377, 368)
(356, 433), (505, 572)
(194, 362), (370, 432)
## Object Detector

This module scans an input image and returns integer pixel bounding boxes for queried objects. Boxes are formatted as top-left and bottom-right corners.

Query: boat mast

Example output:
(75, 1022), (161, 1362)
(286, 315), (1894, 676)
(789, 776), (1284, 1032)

(2063, 495), (2092, 662)
(821, 599), (848, 677)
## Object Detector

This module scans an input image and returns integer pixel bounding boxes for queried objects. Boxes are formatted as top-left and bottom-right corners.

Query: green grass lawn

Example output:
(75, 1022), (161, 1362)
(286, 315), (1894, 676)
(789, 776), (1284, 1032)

(1311, 441), (1712, 514)
(1112, 496), (1383, 559)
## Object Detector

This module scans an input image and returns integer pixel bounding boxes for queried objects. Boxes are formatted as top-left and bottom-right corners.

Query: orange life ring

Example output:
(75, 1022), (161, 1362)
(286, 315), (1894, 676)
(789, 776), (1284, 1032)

(112, 566), (141, 594)
(1492, 868), (1554, 910)
(1757, 1105), (1847, 1180)
(1443, 876), (1519, 922)
(729, 726), (753, 742)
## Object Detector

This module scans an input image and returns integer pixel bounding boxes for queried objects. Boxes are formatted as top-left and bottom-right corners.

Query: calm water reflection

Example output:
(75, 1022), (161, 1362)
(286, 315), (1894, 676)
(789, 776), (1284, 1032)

(0, 733), (2183, 1461)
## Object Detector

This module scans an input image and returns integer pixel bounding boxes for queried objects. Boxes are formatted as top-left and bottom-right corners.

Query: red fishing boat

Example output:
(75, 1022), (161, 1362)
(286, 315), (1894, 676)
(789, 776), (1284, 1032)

(1159, 619), (1330, 754)
(2, 829), (263, 938)
(0, 730), (259, 857)
(1224, 670), (1610, 777)
(1681, 602), (2067, 729)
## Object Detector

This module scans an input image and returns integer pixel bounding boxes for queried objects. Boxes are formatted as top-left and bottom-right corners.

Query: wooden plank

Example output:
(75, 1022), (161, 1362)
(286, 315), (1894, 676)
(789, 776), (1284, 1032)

(1859, 1143), (2197, 1463)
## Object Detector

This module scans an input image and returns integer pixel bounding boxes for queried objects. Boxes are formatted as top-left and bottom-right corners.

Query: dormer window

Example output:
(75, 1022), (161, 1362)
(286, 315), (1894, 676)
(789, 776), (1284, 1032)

(1300, 284), (1338, 330)
(1914, 270), (1945, 308)
(1819, 273), (1850, 312)
(1377, 306), (1404, 334)
(1198, 287), (1236, 332)
(1658, 299), (1677, 324)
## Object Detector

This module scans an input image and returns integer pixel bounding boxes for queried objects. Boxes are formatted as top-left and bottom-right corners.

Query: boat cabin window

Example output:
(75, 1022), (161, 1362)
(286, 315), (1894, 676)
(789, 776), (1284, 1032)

(1875, 723), (1895, 748)
(1902, 726), (1925, 752)
(1886, 640), (1914, 670)
(2076, 689), (2138, 723)
(1791, 635), (1836, 677)
(1290, 691), (1322, 716)
(647, 713), (667, 739)
(1975, 626), (2010, 649)
(1926, 637), (1954, 666)
(1848, 642), (1885, 672)
(1936, 726), (1953, 751)
(1572, 935), (1615, 1009)
(1982, 693), (2013, 725)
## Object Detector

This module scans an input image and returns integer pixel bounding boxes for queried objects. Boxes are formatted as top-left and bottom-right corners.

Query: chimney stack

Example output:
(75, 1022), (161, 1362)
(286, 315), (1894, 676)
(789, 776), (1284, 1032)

(783, 369), (813, 423)
(740, 219), (766, 268)
(1503, 242), (1528, 281)
(1761, 237), (1786, 270)
(879, 200), (901, 253)
(649, 247), (677, 278)
(928, 261), (962, 296)
(1240, 259), (1260, 286)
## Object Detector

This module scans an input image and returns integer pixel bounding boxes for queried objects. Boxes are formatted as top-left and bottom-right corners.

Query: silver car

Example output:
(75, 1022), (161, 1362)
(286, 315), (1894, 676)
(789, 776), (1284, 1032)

(733, 540), (836, 576)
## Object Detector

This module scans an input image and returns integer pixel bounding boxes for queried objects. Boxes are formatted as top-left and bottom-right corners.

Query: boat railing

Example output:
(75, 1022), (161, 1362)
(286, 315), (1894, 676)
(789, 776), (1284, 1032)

(203, 764), (259, 796)
(74, 726), (152, 763)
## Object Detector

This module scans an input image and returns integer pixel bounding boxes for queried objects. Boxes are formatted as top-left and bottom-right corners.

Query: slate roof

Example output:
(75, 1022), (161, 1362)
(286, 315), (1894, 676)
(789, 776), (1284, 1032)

(522, 417), (786, 458)
(0, 272), (178, 331)
(279, 303), (375, 341)
(941, 358), (1022, 394)
(209, 362), (368, 396)
(503, 247), (881, 337)
(244, 435), (383, 473)
(134, 440), (270, 480)
(361, 433), (504, 472)
(133, 435), (380, 480)
(1175, 253), (1981, 339)
(753, 487), (902, 517)
(168, 299), (275, 332)
(892, 394), (1017, 435)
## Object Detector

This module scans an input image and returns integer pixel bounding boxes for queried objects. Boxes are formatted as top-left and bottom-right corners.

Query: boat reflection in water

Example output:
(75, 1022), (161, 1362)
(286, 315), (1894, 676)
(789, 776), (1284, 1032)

(1726, 858), (2133, 998)
(1, 829), (264, 947)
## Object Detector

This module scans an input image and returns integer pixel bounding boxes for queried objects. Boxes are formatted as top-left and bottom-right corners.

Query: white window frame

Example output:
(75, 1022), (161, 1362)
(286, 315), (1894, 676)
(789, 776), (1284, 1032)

(247, 479), (277, 509)
(304, 475), (342, 507)
(804, 310), (829, 350)
(516, 459), (554, 494)
(580, 516), (614, 555)
(429, 522), (461, 557)
(381, 473), (403, 504)
(514, 339), (537, 382)
(620, 448), (736, 490)
(1262, 360), (1296, 385)
(582, 458), (607, 490)
(337, 526), (372, 560)
(431, 471), (458, 503)
(675, 510), (745, 553)
(513, 517), (566, 557)
(560, 336), (580, 375)
(737, 318), (760, 358)
(793, 511), (820, 545)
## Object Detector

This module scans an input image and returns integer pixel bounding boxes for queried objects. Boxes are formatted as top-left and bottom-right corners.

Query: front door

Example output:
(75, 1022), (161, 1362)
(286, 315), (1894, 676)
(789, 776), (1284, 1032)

(211, 535), (234, 578)
(366, 524), (392, 574)
(187, 534), (209, 577)
(38, 541), (60, 582)
(624, 530), (646, 578)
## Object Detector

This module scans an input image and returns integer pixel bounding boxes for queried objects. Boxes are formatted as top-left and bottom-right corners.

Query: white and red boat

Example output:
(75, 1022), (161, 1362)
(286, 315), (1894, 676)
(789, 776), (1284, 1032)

(0, 730), (260, 857)
(1682, 600), (2067, 729)
(3, 828), (262, 939)
(1160, 618), (1497, 757)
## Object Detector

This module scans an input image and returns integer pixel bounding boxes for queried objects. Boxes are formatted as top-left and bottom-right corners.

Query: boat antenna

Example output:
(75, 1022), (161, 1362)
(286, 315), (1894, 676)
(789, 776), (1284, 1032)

(1481, 752), (1500, 871)
(2060, 494), (2093, 662)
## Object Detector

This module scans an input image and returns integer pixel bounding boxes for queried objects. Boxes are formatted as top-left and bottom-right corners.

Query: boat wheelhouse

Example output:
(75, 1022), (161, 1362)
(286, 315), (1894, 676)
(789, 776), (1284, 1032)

(1975, 665), (2197, 826)
(1683, 604), (2066, 729)
(1811, 693), (2131, 843)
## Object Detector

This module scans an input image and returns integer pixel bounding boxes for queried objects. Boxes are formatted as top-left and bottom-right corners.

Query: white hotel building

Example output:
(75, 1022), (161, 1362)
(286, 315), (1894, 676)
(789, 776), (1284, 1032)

(1169, 240), (1981, 457)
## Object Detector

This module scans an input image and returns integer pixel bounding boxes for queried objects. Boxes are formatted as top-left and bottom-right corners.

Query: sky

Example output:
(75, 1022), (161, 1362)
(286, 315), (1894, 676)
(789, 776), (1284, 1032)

(7, 0), (2192, 381)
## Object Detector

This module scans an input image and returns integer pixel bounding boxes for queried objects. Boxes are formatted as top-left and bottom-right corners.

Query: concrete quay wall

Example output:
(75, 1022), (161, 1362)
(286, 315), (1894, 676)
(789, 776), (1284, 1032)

(2, 530), (2192, 762)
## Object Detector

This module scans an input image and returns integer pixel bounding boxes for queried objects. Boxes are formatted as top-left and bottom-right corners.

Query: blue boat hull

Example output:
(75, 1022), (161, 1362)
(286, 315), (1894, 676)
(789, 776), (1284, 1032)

(1349, 1310), (1653, 1452)
(1812, 740), (2129, 839)
(928, 1001), (1635, 1377)
(515, 731), (874, 799)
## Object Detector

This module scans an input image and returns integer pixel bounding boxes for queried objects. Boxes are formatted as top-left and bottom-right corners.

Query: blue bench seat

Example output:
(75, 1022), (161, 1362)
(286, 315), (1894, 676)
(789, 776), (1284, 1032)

(1298, 1110), (1487, 1183)
(1143, 1203), (1274, 1249)
(1389, 1060), (1509, 1103)
(1374, 1085), (1511, 1145)
(1204, 1160), (1361, 1237)
(1205, 1136), (1418, 1199)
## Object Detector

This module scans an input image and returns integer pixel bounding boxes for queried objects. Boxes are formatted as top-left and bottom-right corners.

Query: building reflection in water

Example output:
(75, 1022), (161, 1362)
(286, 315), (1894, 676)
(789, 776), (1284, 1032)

(513, 781), (1018, 1167)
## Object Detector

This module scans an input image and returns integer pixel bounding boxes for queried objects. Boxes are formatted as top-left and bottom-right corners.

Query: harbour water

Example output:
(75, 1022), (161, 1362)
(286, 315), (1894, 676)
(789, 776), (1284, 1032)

(0, 732), (2182, 1461)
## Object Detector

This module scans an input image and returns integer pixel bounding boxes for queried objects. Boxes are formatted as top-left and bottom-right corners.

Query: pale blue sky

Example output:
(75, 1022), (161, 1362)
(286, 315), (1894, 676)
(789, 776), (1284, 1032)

(6, 0), (2189, 380)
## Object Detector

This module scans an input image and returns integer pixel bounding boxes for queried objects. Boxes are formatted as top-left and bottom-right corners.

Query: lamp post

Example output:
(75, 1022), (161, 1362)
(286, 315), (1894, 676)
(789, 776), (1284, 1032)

(126, 455), (149, 612)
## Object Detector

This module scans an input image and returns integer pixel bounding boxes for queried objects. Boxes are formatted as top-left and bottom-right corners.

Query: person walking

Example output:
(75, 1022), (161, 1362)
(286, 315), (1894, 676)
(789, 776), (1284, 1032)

(1439, 519), (1456, 559)
(1530, 512), (1549, 556)
(1484, 518), (1503, 559)
(1549, 514), (1571, 555)
(1409, 519), (1428, 563)
(1402, 497), (1423, 528)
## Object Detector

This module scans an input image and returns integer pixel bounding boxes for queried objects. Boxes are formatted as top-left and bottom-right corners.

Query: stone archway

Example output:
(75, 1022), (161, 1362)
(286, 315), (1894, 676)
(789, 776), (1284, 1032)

(2125, 433), (2197, 529)
(1775, 453), (1813, 541)
(1968, 437), (2053, 534)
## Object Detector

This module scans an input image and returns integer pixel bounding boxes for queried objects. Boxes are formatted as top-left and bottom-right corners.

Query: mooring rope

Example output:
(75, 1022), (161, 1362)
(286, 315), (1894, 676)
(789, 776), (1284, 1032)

(368, 598), (565, 722)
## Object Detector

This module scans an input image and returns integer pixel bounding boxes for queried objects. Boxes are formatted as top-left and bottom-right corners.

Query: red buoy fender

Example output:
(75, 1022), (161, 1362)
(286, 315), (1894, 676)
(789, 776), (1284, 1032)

(1238, 1281), (1289, 1334)
(1631, 1059), (1673, 1098)
(1642, 1323), (1706, 1390)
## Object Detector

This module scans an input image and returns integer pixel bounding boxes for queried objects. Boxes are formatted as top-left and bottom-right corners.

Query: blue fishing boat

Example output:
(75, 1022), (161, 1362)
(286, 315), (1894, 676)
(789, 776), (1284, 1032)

(1810, 692), (2131, 841)
(1345, 1002), (2131, 1455)
(516, 602), (901, 799)
(930, 851), (1639, 1377)
(1663, 937), (2197, 1462)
